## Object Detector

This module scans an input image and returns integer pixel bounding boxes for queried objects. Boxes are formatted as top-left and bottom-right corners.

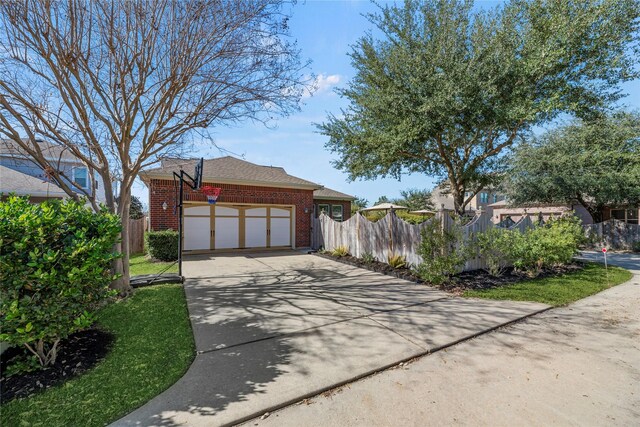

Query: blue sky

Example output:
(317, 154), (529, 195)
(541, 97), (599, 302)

(132, 0), (640, 208)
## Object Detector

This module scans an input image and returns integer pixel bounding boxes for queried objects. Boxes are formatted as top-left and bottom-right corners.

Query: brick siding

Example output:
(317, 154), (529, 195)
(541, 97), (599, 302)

(149, 179), (315, 247)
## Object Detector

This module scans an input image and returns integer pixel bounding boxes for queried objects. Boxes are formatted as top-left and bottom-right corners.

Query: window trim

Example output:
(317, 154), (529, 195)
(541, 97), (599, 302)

(331, 204), (343, 222)
(72, 166), (89, 190)
(317, 204), (330, 217)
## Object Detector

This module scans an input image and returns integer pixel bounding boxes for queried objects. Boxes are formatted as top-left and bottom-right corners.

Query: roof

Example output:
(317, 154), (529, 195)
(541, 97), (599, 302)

(0, 139), (80, 163)
(141, 156), (322, 190)
(0, 165), (68, 198)
(313, 187), (355, 201)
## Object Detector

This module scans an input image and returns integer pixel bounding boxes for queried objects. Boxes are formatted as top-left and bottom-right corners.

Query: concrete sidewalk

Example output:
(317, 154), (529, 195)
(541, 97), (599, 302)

(114, 252), (549, 427)
(245, 252), (640, 427)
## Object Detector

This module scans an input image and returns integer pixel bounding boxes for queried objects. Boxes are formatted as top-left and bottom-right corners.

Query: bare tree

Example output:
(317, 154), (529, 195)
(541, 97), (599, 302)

(0, 0), (310, 292)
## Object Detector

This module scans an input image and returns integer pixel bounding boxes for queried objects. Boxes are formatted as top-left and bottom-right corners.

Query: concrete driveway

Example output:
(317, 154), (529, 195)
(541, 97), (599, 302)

(115, 252), (548, 427)
(243, 252), (640, 427)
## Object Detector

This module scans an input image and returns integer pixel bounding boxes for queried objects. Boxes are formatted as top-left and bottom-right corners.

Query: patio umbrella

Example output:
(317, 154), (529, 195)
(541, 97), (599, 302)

(360, 203), (409, 212)
(409, 209), (436, 215)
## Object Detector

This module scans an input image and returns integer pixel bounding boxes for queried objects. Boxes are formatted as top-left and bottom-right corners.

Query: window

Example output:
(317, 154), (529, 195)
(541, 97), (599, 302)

(317, 204), (330, 217)
(611, 209), (639, 224)
(73, 167), (88, 189)
(479, 192), (488, 203)
(493, 194), (498, 203)
(331, 204), (343, 222)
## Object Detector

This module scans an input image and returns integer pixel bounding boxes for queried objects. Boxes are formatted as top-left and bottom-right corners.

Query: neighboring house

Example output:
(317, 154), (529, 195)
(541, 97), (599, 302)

(140, 156), (354, 252)
(489, 200), (639, 225)
(0, 139), (105, 203)
(431, 184), (505, 215)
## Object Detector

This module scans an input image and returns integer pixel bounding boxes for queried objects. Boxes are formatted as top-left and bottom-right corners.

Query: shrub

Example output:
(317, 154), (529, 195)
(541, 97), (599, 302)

(387, 253), (407, 269)
(396, 211), (430, 225)
(361, 252), (376, 264)
(508, 216), (584, 277)
(416, 219), (469, 285)
(0, 196), (120, 368)
(331, 245), (349, 257)
(473, 227), (513, 277)
(146, 230), (179, 261)
(633, 240), (640, 253)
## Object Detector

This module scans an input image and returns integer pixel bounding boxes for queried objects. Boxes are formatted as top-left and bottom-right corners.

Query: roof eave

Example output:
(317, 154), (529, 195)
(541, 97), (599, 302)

(141, 172), (321, 190)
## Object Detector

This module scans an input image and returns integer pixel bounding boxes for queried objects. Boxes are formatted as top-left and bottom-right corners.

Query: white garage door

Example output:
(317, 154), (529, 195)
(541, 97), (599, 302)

(183, 204), (292, 251)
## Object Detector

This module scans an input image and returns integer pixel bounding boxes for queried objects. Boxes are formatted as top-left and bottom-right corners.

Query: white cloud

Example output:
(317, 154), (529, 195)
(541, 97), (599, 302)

(303, 73), (341, 98)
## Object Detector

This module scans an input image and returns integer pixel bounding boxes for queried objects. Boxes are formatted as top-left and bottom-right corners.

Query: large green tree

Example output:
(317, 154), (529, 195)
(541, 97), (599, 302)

(393, 188), (434, 211)
(505, 112), (640, 223)
(318, 0), (640, 216)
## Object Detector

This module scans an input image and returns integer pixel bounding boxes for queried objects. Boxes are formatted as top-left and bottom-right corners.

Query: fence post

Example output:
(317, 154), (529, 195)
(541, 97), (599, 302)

(389, 208), (395, 255)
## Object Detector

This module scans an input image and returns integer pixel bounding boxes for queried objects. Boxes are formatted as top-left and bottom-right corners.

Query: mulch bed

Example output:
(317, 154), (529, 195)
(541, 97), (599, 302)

(0, 328), (114, 403)
(314, 252), (584, 294)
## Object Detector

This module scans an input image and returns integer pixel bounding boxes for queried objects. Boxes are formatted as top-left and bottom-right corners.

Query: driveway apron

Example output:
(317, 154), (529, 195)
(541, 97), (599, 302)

(114, 252), (548, 427)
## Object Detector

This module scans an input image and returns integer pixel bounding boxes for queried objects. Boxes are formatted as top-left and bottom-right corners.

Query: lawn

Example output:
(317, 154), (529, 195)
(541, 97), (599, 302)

(1, 285), (195, 427)
(129, 253), (178, 276)
(463, 263), (632, 306)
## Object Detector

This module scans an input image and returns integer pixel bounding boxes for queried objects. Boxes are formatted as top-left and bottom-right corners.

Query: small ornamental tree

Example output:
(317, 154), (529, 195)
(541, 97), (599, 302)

(0, 196), (121, 367)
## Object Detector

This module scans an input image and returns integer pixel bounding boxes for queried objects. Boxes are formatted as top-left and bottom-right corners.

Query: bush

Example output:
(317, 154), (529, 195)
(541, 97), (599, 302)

(416, 219), (469, 285)
(361, 252), (376, 264)
(633, 240), (640, 253)
(331, 245), (349, 257)
(387, 253), (407, 269)
(473, 227), (513, 277)
(396, 211), (430, 225)
(0, 196), (120, 368)
(508, 216), (584, 277)
(146, 230), (179, 261)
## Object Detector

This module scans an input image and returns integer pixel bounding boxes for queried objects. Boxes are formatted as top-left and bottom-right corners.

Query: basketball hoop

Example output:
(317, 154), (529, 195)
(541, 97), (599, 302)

(201, 186), (221, 204)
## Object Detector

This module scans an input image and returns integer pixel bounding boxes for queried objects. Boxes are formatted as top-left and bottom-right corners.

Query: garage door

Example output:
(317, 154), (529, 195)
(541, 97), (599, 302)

(183, 204), (292, 251)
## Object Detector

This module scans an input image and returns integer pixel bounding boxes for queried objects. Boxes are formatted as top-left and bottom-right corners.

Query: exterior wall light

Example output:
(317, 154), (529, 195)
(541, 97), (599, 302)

(162, 201), (168, 211)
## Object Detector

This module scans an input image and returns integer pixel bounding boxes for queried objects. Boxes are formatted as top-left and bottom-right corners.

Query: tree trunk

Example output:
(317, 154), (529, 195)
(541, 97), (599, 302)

(449, 183), (466, 217)
(110, 184), (133, 294)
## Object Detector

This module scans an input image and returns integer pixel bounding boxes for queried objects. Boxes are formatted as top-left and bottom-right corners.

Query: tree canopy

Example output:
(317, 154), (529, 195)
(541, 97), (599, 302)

(504, 111), (640, 223)
(393, 188), (434, 211)
(318, 0), (640, 215)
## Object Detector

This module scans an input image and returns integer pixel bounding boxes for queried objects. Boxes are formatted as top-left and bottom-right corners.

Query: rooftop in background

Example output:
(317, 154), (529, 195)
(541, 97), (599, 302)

(0, 139), (81, 162)
(0, 164), (67, 198)
(141, 156), (323, 190)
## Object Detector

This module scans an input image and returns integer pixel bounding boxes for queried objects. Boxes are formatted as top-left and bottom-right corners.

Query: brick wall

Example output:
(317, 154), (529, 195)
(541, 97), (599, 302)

(313, 199), (352, 221)
(148, 179), (315, 247)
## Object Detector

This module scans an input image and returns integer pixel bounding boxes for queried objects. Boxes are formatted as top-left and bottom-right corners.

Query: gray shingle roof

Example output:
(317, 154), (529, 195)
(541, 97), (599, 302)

(141, 156), (322, 189)
(313, 187), (355, 201)
(0, 165), (67, 198)
(0, 139), (80, 162)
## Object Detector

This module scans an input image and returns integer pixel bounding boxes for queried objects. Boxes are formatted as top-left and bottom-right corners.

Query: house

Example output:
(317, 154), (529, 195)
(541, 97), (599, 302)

(489, 200), (639, 225)
(0, 139), (105, 203)
(431, 184), (505, 215)
(140, 157), (354, 252)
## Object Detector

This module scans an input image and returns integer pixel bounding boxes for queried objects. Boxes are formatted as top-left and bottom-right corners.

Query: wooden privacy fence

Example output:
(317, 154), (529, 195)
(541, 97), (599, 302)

(311, 210), (535, 272)
(129, 217), (147, 254)
(584, 219), (640, 250)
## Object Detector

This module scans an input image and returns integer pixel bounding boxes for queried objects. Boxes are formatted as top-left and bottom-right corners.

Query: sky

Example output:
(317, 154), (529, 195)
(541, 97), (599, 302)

(131, 0), (640, 209)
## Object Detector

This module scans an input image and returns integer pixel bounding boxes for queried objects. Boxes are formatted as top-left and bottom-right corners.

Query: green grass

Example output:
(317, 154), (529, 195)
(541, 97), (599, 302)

(463, 263), (632, 306)
(1, 285), (195, 427)
(129, 253), (178, 276)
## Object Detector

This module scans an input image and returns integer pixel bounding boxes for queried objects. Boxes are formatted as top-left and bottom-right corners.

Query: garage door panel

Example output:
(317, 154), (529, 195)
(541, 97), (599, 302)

(246, 207), (267, 216)
(185, 205), (210, 216)
(271, 208), (290, 217)
(245, 218), (267, 247)
(215, 217), (240, 249)
(184, 217), (211, 250)
(215, 206), (239, 216)
(270, 217), (291, 246)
